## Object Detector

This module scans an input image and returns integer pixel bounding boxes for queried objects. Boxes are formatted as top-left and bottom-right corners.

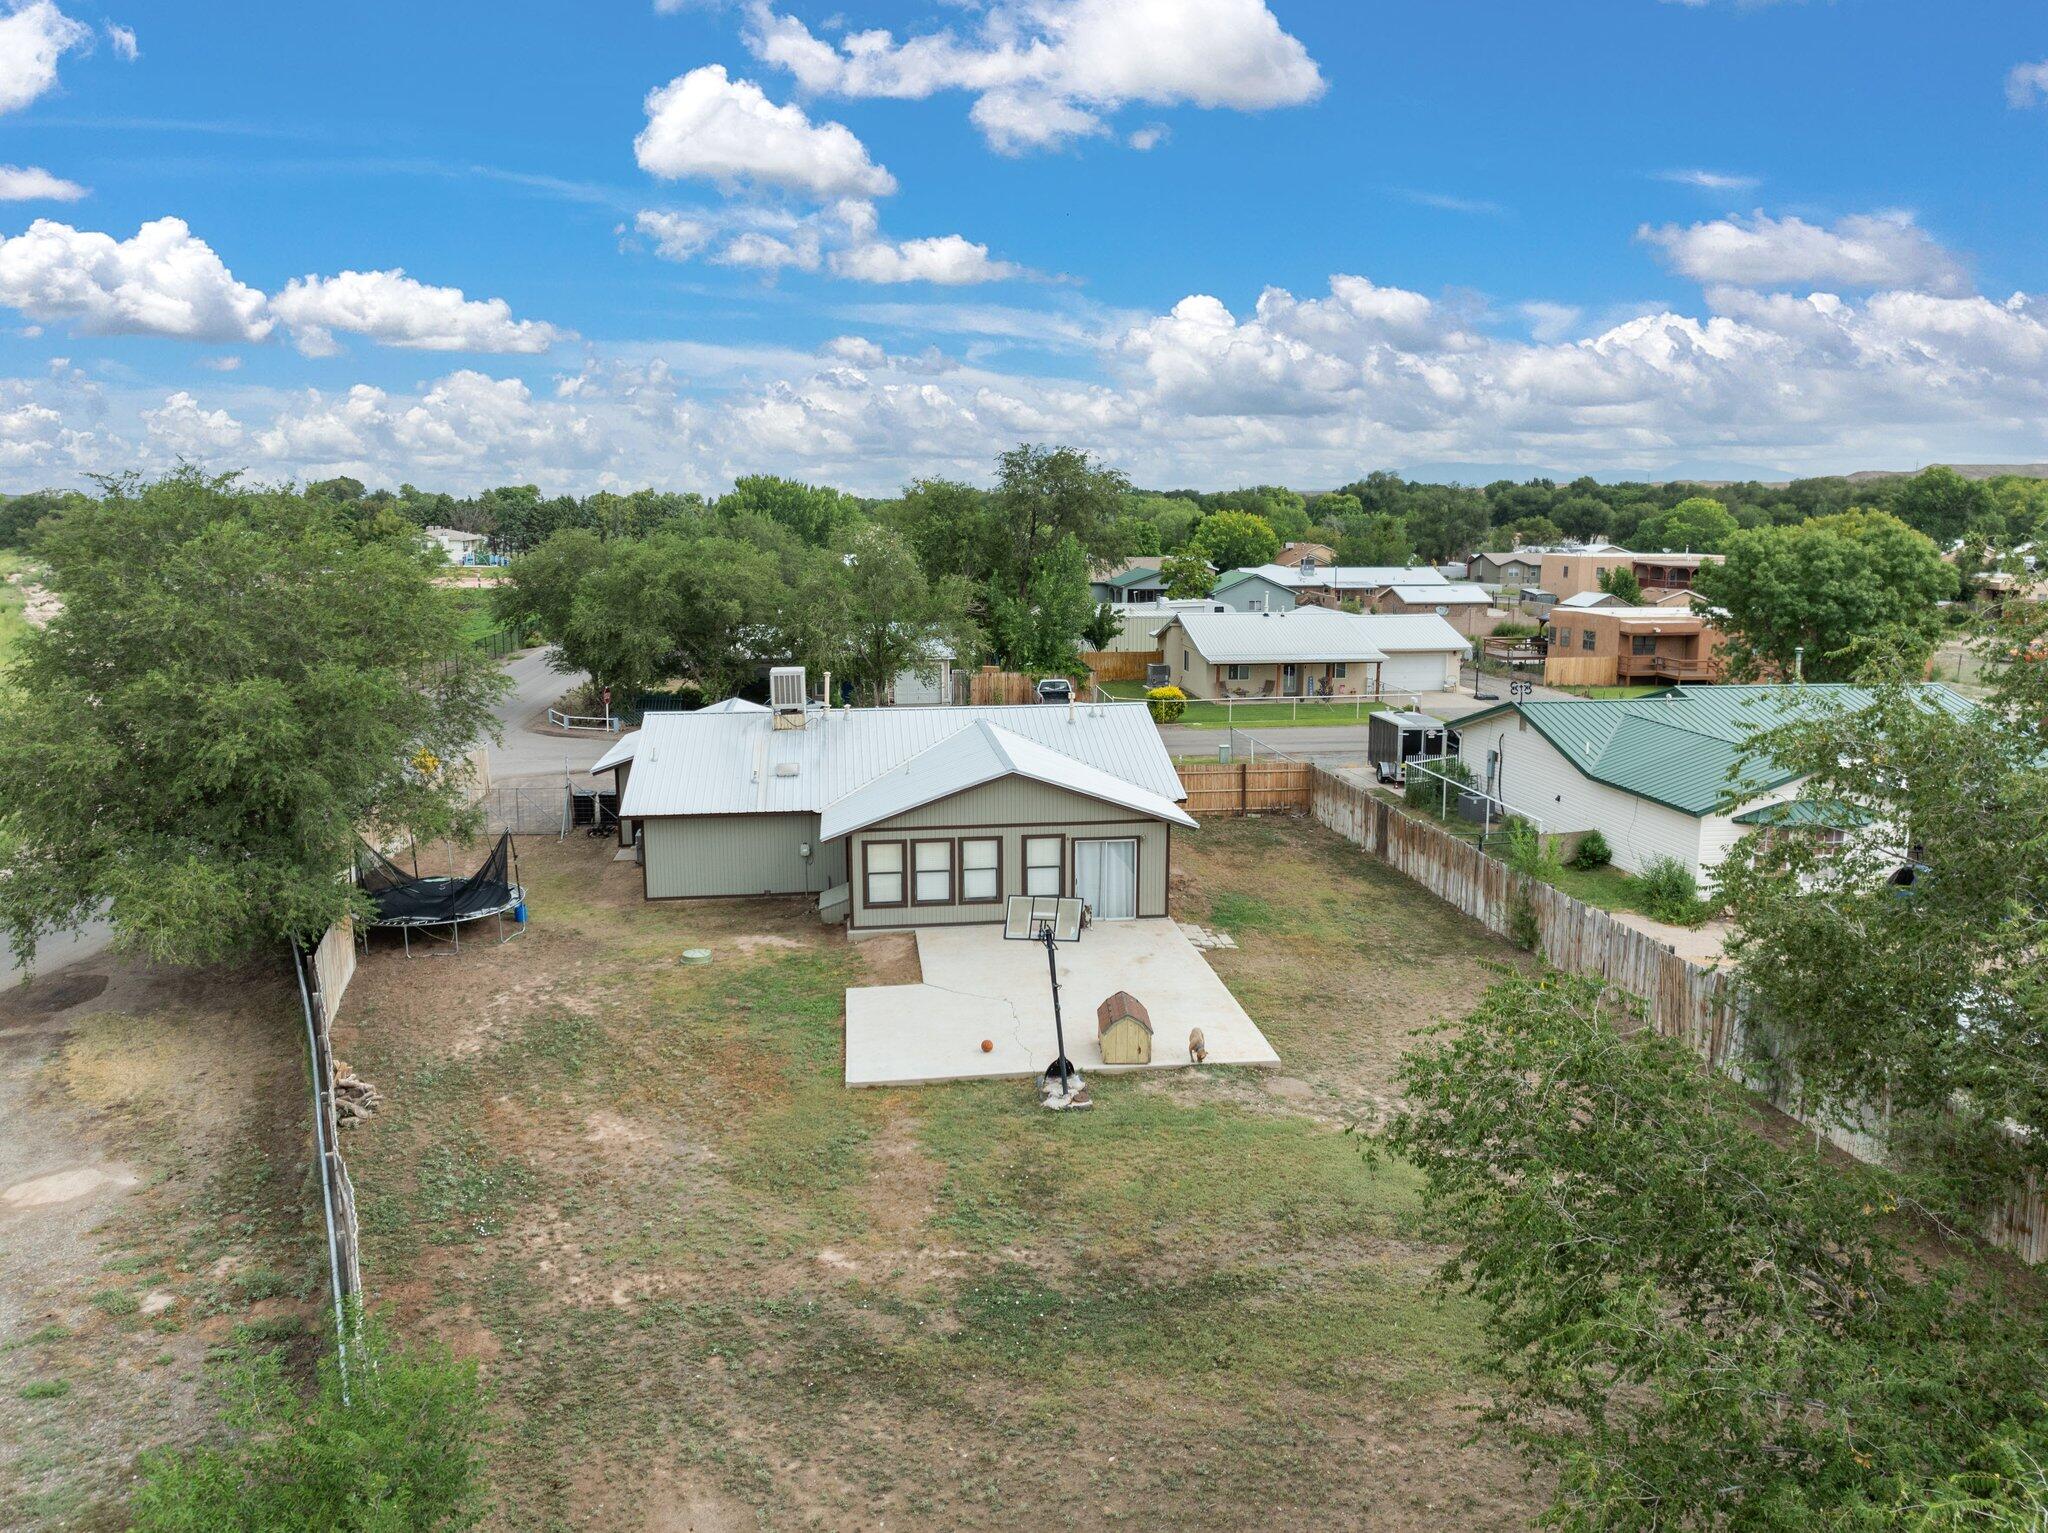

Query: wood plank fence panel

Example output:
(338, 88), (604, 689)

(1542, 654), (1620, 688)
(1083, 649), (1163, 684)
(968, 667), (1040, 706)
(1304, 766), (2042, 1264)
(1177, 761), (1311, 816)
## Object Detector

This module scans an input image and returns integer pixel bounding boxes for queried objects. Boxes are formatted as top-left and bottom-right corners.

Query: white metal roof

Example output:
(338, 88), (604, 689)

(1388, 583), (1490, 604)
(1237, 562), (1448, 590)
(1159, 607), (1392, 665)
(818, 719), (1195, 839)
(698, 697), (770, 714)
(1342, 612), (1473, 655)
(592, 730), (640, 773)
(1557, 590), (1623, 609)
(617, 701), (1187, 821)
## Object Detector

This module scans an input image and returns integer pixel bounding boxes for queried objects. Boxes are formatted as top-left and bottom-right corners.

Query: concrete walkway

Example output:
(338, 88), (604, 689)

(845, 919), (1278, 1087)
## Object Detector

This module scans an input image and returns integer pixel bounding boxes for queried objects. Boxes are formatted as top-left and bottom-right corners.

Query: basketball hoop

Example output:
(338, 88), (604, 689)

(1003, 894), (1088, 1104)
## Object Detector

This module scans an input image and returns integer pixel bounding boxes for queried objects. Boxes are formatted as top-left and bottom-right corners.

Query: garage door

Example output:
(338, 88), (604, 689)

(1380, 651), (1450, 693)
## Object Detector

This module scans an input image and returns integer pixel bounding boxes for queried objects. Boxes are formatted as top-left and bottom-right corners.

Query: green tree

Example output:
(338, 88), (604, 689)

(827, 524), (978, 704)
(1190, 509), (1280, 572)
(1892, 466), (1992, 547)
(0, 471), (505, 967)
(1716, 670), (2048, 1204)
(1636, 495), (1738, 552)
(1403, 486), (1491, 562)
(1501, 514), (1564, 546)
(131, 1314), (485, 1532)
(1159, 550), (1214, 599)
(985, 533), (1094, 673)
(717, 474), (863, 547)
(994, 445), (1129, 598)
(1384, 971), (2048, 1530)
(1118, 492), (1201, 553)
(0, 488), (86, 547)
(1695, 510), (1957, 680)
(1596, 564), (1643, 604)
(1553, 494), (1612, 542)
(1080, 603), (1121, 651)
(1334, 512), (1412, 567)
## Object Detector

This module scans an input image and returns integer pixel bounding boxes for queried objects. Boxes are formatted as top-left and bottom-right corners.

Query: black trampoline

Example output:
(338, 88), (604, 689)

(356, 833), (526, 955)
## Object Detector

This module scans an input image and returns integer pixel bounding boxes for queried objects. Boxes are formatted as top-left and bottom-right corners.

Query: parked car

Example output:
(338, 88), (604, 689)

(1036, 677), (1075, 704)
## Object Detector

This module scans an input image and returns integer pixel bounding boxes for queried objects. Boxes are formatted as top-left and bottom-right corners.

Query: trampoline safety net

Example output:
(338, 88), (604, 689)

(357, 833), (519, 927)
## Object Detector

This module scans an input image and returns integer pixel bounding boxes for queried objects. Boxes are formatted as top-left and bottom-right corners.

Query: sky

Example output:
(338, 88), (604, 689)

(0, 0), (2043, 495)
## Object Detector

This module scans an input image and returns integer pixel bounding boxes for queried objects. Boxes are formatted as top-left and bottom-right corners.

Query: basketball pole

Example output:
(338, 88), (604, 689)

(1042, 924), (1074, 1092)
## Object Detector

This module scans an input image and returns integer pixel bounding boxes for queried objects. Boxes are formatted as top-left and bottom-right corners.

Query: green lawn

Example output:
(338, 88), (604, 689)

(1100, 678), (1387, 727)
(333, 817), (1543, 1530)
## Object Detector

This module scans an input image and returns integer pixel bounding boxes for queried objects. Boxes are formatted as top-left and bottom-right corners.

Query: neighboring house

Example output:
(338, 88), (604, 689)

(598, 671), (1194, 929)
(1150, 607), (1389, 698)
(1453, 683), (1976, 879)
(888, 641), (954, 706)
(1367, 582), (1497, 638)
(1101, 597), (1229, 652)
(1209, 567), (1300, 613)
(1555, 590), (1624, 612)
(1538, 549), (1635, 600)
(1468, 547), (1546, 587)
(1272, 541), (1335, 568)
(1091, 565), (1168, 606)
(1346, 613), (1473, 693)
(1231, 560), (1448, 606)
(424, 525), (488, 564)
(1632, 551), (1725, 597)
(1544, 604), (1727, 687)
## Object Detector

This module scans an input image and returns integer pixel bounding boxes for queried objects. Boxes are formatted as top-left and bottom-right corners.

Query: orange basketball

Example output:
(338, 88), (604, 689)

(980, 1039), (994, 1053)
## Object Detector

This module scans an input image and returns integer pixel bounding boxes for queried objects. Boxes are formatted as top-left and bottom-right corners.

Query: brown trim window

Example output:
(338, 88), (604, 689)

(912, 839), (955, 905)
(1581, 629), (1596, 651)
(959, 837), (1002, 904)
(1022, 835), (1064, 897)
(863, 840), (906, 908)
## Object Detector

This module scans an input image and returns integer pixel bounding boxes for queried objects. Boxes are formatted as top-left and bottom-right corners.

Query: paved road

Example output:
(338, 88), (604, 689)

(2, 914), (113, 993)
(488, 647), (606, 780)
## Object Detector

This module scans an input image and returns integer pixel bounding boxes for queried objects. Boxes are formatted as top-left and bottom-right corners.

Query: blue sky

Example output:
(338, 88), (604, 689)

(0, 0), (2043, 492)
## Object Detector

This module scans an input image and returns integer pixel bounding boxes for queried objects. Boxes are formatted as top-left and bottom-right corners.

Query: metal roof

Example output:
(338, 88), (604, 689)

(1459, 683), (1977, 817)
(1388, 583), (1490, 604)
(616, 701), (1187, 821)
(1340, 612), (1473, 655)
(1211, 567), (1295, 593)
(699, 697), (770, 713)
(1238, 562), (1448, 590)
(592, 730), (640, 773)
(1157, 607), (1392, 664)
(1102, 566), (1164, 589)
(818, 719), (1195, 839)
(1557, 590), (1622, 609)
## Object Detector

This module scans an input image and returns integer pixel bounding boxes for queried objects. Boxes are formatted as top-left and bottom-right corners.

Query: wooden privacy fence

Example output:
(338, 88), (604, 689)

(1083, 649), (1162, 684)
(968, 666), (1040, 705)
(1307, 767), (2046, 1263)
(1178, 760), (1312, 817)
(1542, 653), (1620, 688)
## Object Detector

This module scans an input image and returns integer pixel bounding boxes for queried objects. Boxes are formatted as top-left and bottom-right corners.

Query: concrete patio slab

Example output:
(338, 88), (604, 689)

(844, 918), (1279, 1087)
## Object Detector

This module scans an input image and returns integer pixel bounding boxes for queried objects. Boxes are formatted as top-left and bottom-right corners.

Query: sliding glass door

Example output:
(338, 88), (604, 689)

(1072, 838), (1138, 921)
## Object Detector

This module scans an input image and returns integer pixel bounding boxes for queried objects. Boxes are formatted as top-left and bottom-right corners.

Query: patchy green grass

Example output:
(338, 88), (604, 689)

(1099, 678), (1387, 727)
(335, 823), (1541, 1530)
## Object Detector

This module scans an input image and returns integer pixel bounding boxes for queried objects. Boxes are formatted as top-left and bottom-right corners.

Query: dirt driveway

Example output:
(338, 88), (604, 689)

(0, 956), (312, 1530)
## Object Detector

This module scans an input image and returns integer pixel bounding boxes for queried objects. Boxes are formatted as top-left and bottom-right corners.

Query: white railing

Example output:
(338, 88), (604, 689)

(1099, 687), (1398, 724)
(546, 708), (622, 733)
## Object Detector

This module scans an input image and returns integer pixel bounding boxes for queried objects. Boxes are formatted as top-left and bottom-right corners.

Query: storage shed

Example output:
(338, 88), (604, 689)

(1096, 991), (1153, 1065)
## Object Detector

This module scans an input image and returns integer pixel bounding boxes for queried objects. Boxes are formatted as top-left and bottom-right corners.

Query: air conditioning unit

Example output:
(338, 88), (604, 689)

(769, 666), (807, 729)
(1145, 663), (1170, 687)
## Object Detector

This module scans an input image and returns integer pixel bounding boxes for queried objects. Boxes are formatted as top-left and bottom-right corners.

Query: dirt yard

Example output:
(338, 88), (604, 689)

(331, 816), (1544, 1531)
(0, 956), (317, 1529)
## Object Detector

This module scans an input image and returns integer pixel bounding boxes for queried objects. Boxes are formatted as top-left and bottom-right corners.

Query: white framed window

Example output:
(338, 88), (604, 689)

(912, 840), (953, 905)
(1226, 663), (1250, 681)
(863, 841), (905, 908)
(1334, 662), (1348, 678)
(1023, 835), (1064, 897)
(960, 838), (1001, 904)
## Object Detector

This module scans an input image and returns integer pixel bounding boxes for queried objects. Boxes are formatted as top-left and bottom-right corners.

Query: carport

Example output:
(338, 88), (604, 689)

(844, 919), (1279, 1087)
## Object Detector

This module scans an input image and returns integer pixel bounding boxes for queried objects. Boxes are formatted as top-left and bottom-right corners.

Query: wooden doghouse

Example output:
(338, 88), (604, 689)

(1095, 991), (1153, 1066)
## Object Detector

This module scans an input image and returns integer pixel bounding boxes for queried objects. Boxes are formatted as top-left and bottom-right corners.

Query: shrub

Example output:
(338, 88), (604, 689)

(1404, 754), (1471, 815)
(20, 1378), (69, 1400)
(1501, 816), (1559, 877)
(1145, 685), (1187, 724)
(1490, 620), (1538, 639)
(1636, 855), (1704, 925)
(131, 1312), (486, 1532)
(1569, 829), (1612, 870)
(1507, 893), (1541, 951)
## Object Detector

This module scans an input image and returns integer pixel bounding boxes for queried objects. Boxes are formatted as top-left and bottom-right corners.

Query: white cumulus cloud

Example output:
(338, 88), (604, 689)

(143, 389), (243, 452)
(743, 0), (1323, 153)
(2006, 59), (2048, 107)
(831, 233), (1020, 285)
(0, 163), (85, 200)
(634, 64), (896, 199)
(268, 269), (571, 356)
(633, 209), (714, 261)
(0, 0), (90, 115)
(0, 217), (272, 341)
(103, 20), (136, 60)
(1638, 210), (1967, 293)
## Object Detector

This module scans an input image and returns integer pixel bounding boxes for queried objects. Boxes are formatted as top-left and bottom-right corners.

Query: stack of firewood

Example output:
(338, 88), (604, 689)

(332, 1059), (382, 1127)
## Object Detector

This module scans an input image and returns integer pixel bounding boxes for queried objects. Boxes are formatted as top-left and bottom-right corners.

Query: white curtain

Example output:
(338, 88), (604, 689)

(1075, 838), (1138, 920)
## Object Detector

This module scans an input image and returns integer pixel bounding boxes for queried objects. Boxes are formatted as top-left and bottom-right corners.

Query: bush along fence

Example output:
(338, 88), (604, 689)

(1306, 767), (2046, 1264)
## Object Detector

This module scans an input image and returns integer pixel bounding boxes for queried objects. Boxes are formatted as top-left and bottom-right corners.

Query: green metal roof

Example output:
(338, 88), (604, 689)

(1730, 799), (1874, 828)
(1460, 683), (1977, 817)
(1212, 567), (1291, 592)
(1103, 566), (1164, 589)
